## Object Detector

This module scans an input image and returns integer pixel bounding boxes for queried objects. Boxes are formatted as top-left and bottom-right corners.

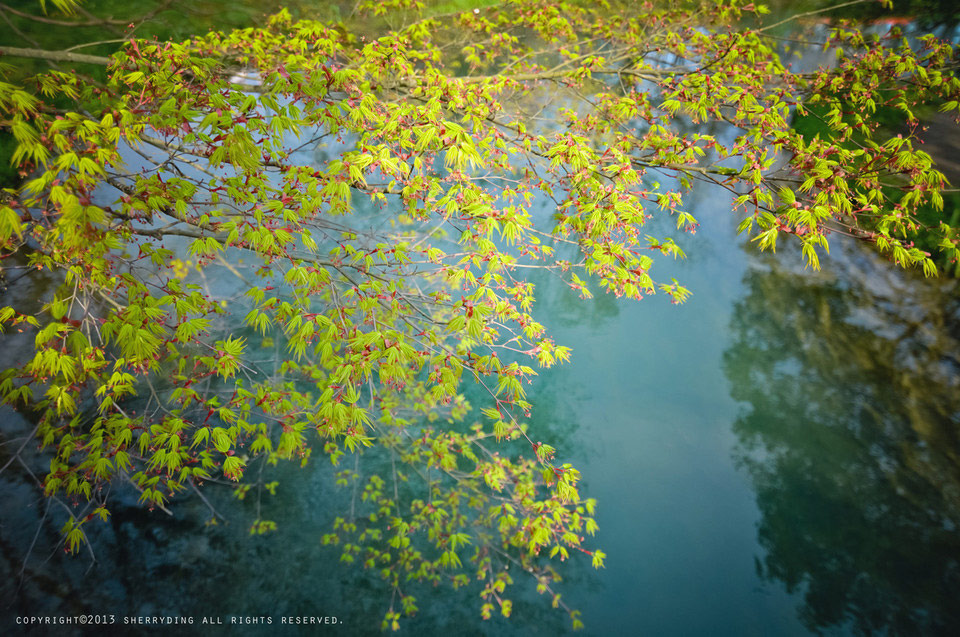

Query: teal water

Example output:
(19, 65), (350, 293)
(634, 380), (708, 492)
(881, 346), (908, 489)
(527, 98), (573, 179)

(4, 162), (959, 635)
(525, 185), (815, 636)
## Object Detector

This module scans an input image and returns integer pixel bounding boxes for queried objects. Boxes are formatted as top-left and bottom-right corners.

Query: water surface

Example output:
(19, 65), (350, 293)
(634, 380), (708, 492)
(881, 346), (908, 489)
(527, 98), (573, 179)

(3, 22), (960, 637)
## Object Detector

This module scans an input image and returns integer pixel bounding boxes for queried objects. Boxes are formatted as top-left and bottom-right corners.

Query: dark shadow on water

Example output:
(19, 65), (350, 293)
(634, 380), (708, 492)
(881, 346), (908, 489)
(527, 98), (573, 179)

(1, 382), (590, 636)
(723, 244), (960, 636)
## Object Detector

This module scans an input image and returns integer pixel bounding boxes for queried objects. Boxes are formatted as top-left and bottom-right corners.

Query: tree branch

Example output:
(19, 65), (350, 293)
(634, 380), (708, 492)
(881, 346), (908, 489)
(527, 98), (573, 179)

(0, 45), (110, 65)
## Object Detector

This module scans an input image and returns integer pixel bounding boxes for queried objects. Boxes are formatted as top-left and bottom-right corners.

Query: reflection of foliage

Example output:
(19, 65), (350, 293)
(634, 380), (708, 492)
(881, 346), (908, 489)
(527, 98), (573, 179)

(724, 246), (960, 635)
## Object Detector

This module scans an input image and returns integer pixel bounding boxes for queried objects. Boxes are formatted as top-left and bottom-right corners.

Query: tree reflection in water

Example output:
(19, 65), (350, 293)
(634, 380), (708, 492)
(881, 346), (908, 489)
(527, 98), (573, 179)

(723, 245), (960, 635)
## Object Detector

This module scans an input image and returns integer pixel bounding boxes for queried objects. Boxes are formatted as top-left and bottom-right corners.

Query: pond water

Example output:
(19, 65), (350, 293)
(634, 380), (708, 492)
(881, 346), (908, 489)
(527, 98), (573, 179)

(529, 186), (960, 636)
(2, 15), (960, 637)
(3, 160), (958, 635)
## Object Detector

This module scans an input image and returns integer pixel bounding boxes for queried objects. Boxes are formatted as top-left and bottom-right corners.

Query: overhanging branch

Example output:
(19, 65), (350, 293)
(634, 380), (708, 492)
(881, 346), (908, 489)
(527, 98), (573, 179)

(0, 45), (110, 66)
